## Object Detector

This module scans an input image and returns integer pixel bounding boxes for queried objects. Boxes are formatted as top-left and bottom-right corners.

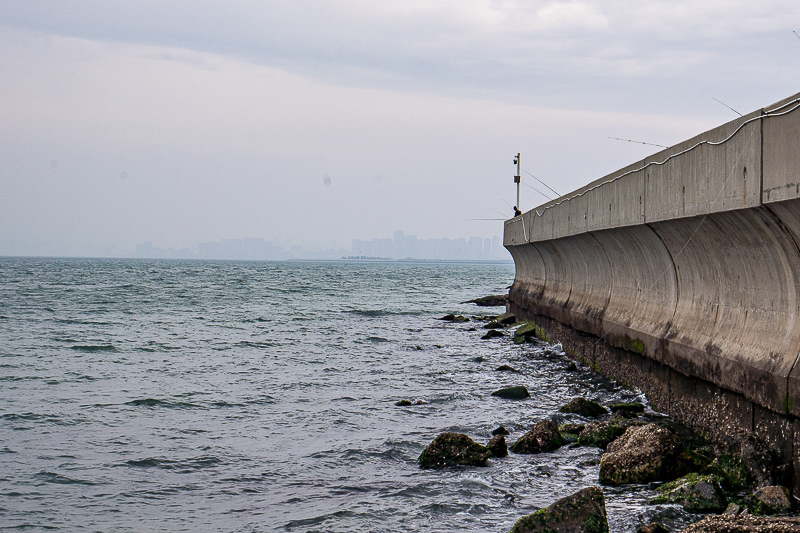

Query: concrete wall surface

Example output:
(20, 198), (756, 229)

(505, 92), (800, 465)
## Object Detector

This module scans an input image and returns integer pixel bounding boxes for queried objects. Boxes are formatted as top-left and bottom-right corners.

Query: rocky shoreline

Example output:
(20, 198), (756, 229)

(407, 300), (800, 533)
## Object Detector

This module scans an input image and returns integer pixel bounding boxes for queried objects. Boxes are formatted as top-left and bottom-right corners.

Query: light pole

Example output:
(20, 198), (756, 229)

(513, 153), (520, 211)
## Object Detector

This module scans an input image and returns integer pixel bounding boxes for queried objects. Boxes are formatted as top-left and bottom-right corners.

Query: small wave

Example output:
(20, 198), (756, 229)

(210, 401), (246, 408)
(345, 309), (422, 317)
(235, 341), (277, 349)
(123, 456), (222, 472)
(124, 398), (203, 409)
(366, 336), (390, 343)
(35, 471), (97, 485)
(70, 344), (116, 353)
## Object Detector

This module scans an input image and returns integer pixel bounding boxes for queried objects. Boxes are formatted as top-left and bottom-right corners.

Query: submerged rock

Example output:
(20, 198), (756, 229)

(496, 364), (520, 373)
(650, 473), (727, 512)
(511, 419), (566, 454)
(418, 432), (491, 469)
(481, 329), (504, 340)
(509, 486), (608, 533)
(678, 514), (800, 532)
(559, 397), (609, 418)
(438, 314), (470, 322)
(488, 435), (508, 458)
(599, 423), (685, 486)
(491, 386), (530, 400)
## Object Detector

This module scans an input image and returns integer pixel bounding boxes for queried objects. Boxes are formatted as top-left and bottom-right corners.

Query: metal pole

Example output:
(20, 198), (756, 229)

(514, 153), (521, 210)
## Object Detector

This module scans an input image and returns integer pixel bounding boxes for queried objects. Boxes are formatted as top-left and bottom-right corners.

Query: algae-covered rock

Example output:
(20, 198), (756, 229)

(754, 485), (792, 514)
(509, 486), (608, 533)
(481, 329), (504, 340)
(484, 320), (503, 329)
(395, 399), (413, 406)
(599, 423), (685, 486)
(513, 322), (547, 343)
(609, 402), (646, 418)
(650, 473), (727, 512)
(576, 421), (626, 449)
(488, 435), (508, 458)
(464, 294), (508, 307)
(497, 312), (517, 325)
(511, 419), (566, 454)
(491, 386), (530, 400)
(559, 397), (609, 418)
(711, 453), (755, 492)
(418, 432), (492, 469)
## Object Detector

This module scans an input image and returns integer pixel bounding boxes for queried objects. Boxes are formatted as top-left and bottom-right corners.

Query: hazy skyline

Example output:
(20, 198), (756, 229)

(3, 1), (800, 256)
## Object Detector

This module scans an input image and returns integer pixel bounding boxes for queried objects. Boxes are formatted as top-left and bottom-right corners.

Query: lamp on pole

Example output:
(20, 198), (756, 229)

(513, 153), (520, 211)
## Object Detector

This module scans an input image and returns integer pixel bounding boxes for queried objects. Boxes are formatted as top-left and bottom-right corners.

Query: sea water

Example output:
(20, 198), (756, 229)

(0, 258), (696, 532)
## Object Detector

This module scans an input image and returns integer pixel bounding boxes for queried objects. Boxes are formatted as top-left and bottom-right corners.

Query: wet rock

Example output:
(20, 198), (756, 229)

(636, 524), (668, 533)
(609, 402), (646, 418)
(497, 312), (517, 325)
(509, 486), (608, 533)
(481, 329), (504, 340)
(418, 432), (491, 469)
(678, 514), (800, 532)
(484, 320), (503, 329)
(492, 426), (510, 436)
(576, 420), (626, 449)
(710, 453), (755, 493)
(566, 362), (578, 371)
(491, 386), (530, 400)
(559, 397), (609, 418)
(650, 473), (727, 512)
(464, 294), (508, 307)
(496, 364), (520, 373)
(488, 435), (508, 458)
(511, 419), (566, 454)
(559, 423), (586, 439)
(599, 423), (686, 486)
(513, 322), (550, 344)
(723, 502), (743, 515)
(438, 314), (470, 322)
(754, 485), (792, 514)
(395, 399), (413, 406)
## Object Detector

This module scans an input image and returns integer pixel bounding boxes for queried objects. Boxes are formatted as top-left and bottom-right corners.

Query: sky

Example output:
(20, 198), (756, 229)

(2, 1), (800, 256)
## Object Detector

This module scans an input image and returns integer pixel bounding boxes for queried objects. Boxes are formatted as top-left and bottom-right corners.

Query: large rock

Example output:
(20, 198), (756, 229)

(650, 473), (727, 512)
(678, 515), (800, 532)
(488, 435), (508, 458)
(509, 486), (608, 533)
(464, 294), (508, 307)
(754, 485), (792, 514)
(492, 386), (530, 400)
(576, 420), (626, 449)
(418, 432), (491, 469)
(511, 420), (566, 454)
(559, 397), (608, 418)
(599, 423), (685, 485)
(608, 402), (646, 418)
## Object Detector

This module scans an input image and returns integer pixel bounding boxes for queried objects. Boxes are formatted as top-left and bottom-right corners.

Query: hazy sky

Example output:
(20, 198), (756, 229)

(2, 1), (800, 256)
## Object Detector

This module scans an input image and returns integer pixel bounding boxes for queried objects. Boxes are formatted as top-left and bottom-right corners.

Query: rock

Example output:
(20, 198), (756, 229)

(636, 524), (669, 533)
(513, 322), (550, 343)
(491, 386), (530, 400)
(754, 485), (792, 514)
(492, 426), (510, 436)
(723, 502), (743, 515)
(598, 423), (685, 486)
(481, 329), (504, 340)
(464, 294), (508, 307)
(509, 486), (608, 533)
(439, 314), (456, 321)
(559, 423), (586, 439)
(418, 432), (492, 469)
(488, 435), (508, 458)
(650, 473), (727, 512)
(576, 420), (626, 449)
(484, 320), (503, 329)
(396, 399), (413, 406)
(738, 436), (783, 488)
(559, 397), (609, 418)
(678, 515), (800, 532)
(710, 453), (755, 492)
(609, 402), (646, 418)
(496, 364), (520, 373)
(438, 314), (470, 322)
(511, 419), (566, 454)
(497, 312), (517, 325)
(566, 362), (578, 371)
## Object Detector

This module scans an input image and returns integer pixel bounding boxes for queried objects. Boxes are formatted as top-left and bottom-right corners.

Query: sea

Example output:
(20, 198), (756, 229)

(0, 257), (698, 532)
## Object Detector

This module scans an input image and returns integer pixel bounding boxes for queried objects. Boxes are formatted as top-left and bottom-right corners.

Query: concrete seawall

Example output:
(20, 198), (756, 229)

(504, 92), (800, 487)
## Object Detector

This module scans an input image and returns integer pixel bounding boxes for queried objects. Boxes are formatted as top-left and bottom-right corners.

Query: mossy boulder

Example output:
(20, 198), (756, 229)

(513, 322), (549, 343)
(560, 397), (609, 418)
(576, 421), (626, 449)
(418, 432), (492, 469)
(509, 486), (608, 533)
(710, 453), (755, 493)
(511, 419), (566, 454)
(609, 402), (646, 418)
(650, 473), (727, 512)
(488, 435), (508, 458)
(599, 423), (686, 486)
(491, 385), (530, 400)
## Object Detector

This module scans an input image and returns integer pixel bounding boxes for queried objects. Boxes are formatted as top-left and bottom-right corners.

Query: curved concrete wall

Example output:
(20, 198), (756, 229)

(505, 92), (800, 418)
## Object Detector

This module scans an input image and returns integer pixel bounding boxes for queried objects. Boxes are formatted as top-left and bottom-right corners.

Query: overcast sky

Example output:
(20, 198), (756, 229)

(2, 1), (800, 256)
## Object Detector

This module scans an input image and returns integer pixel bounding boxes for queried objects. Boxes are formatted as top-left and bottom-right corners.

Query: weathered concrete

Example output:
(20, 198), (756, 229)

(504, 92), (800, 490)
